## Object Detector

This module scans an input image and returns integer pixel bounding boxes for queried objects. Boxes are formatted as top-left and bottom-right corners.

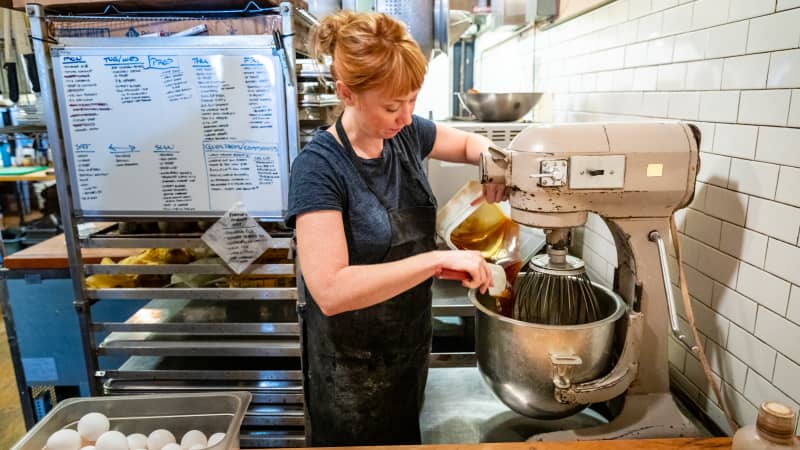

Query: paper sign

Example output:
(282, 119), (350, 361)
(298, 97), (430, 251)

(201, 202), (273, 274)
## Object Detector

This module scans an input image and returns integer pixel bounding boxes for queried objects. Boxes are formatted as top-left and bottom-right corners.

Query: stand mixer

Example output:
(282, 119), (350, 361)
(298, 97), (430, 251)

(473, 121), (702, 440)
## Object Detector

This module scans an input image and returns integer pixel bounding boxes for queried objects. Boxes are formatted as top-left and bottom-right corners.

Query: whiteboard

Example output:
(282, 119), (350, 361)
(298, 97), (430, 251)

(51, 37), (292, 219)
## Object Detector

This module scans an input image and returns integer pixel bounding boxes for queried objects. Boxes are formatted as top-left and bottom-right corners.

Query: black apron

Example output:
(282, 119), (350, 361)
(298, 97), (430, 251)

(298, 116), (437, 446)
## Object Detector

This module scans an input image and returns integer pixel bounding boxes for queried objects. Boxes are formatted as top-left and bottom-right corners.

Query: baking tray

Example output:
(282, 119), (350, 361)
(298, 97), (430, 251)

(11, 392), (251, 450)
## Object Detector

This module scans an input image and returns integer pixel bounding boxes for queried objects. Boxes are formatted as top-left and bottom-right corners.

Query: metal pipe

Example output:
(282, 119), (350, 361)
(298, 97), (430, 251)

(649, 230), (693, 352)
(294, 8), (319, 28)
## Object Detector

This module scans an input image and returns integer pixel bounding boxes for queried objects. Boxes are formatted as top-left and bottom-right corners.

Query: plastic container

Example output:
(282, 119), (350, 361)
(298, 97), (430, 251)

(732, 401), (800, 449)
(436, 180), (546, 265)
(11, 392), (251, 450)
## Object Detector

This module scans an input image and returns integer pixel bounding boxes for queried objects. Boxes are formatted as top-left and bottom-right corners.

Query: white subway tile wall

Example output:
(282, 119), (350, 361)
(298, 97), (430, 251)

(789, 90), (800, 126)
(738, 90), (791, 126)
(520, 0), (800, 432)
(768, 49), (800, 88)
(776, 166), (800, 207)
(721, 54), (770, 89)
(719, 222), (767, 267)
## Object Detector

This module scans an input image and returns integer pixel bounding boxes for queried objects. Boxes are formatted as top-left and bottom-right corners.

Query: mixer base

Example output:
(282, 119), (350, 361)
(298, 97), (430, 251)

(527, 393), (699, 441)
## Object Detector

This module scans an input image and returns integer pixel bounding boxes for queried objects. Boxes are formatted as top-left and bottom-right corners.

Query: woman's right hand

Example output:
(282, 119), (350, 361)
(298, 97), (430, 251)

(433, 250), (492, 293)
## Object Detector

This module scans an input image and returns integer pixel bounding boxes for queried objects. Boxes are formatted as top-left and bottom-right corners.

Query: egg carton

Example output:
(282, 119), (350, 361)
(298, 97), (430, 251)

(11, 392), (251, 450)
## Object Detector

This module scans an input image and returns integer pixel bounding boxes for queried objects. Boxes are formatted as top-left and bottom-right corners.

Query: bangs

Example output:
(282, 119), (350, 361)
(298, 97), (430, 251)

(367, 44), (427, 97)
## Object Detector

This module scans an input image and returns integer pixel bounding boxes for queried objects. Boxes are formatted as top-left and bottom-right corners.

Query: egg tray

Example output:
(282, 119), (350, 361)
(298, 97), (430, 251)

(11, 392), (251, 450)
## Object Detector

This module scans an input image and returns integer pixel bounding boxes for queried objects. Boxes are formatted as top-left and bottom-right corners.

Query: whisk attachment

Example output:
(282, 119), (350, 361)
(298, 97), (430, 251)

(512, 247), (603, 325)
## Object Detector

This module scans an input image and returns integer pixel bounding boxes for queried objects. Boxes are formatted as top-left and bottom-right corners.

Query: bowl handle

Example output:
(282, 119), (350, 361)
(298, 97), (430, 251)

(552, 311), (643, 405)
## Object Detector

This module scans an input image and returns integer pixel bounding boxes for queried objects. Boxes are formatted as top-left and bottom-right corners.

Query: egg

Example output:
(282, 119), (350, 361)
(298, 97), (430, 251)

(94, 431), (129, 450)
(146, 429), (175, 450)
(161, 444), (182, 450)
(77, 413), (110, 442)
(180, 430), (207, 449)
(207, 433), (225, 447)
(126, 433), (147, 450)
(80, 447), (96, 450)
(188, 446), (205, 450)
(46, 429), (82, 450)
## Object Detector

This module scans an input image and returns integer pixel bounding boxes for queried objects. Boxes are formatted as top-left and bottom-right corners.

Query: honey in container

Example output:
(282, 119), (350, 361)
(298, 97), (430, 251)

(447, 201), (522, 316)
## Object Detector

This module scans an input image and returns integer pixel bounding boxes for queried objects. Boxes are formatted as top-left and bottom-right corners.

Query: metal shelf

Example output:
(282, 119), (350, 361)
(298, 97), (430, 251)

(239, 430), (306, 448)
(244, 405), (305, 427)
(99, 332), (301, 357)
(87, 287), (298, 300)
(85, 263), (295, 276)
(104, 355), (300, 379)
(82, 235), (292, 249)
(93, 299), (300, 335)
(103, 378), (304, 404)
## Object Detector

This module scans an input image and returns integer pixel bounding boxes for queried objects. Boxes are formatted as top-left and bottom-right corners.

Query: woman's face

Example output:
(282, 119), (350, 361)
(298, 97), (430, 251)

(342, 84), (419, 139)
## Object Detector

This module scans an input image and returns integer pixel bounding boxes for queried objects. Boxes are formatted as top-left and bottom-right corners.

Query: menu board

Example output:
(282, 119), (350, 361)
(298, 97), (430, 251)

(51, 37), (291, 219)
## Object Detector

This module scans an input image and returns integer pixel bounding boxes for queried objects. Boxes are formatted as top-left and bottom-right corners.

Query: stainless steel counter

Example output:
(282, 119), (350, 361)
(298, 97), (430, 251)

(421, 367), (607, 443)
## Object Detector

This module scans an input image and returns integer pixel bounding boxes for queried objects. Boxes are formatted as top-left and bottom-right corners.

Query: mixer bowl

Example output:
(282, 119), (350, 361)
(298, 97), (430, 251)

(457, 92), (542, 122)
(470, 282), (626, 419)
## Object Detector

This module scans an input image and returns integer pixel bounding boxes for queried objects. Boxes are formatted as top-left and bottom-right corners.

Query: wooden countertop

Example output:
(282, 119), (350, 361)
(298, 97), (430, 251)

(3, 233), (144, 270)
(273, 438), (732, 450)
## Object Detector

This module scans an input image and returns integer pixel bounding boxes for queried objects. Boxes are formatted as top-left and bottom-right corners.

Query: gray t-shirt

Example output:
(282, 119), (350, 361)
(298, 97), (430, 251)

(285, 115), (437, 265)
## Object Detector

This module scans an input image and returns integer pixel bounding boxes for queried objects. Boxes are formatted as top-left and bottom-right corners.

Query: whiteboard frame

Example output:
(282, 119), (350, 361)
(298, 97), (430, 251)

(50, 36), (296, 220)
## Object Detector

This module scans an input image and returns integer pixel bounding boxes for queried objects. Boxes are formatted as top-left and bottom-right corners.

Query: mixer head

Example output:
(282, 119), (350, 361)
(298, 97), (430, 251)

(479, 122), (700, 229)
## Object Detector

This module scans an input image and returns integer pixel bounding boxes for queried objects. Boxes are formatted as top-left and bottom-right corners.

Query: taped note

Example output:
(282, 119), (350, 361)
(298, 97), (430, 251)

(201, 202), (272, 274)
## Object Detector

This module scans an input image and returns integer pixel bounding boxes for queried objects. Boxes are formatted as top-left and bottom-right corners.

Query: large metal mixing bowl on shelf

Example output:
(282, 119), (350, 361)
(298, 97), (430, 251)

(470, 282), (626, 419)
(457, 92), (542, 122)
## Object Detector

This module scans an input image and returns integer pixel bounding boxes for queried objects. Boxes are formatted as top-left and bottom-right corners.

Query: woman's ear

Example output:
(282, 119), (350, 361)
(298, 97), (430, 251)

(336, 80), (356, 107)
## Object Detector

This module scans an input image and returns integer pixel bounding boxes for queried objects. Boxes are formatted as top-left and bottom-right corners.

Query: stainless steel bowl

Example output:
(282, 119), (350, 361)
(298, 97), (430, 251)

(457, 92), (542, 122)
(470, 282), (626, 419)
(12, 392), (251, 450)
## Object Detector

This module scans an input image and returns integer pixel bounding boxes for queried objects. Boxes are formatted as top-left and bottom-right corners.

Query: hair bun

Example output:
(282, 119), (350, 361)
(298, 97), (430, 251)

(311, 11), (359, 59)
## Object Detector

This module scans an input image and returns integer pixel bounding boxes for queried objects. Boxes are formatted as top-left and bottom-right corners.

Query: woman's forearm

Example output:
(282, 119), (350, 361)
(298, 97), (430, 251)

(308, 251), (444, 316)
(465, 133), (494, 165)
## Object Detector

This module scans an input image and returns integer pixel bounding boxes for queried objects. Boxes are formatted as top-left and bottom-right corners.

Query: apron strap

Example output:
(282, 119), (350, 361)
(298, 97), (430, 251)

(336, 115), (393, 210)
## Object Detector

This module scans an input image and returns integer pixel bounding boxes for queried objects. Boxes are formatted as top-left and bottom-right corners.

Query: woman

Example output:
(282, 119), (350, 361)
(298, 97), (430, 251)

(286, 10), (506, 446)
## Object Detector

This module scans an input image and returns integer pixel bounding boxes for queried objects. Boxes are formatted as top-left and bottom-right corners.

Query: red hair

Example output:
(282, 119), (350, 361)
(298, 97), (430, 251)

(311, 11), (427, 97)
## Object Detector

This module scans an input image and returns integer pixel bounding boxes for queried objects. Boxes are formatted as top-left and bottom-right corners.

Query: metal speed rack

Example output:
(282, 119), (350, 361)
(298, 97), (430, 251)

(26, 2), (310, 447)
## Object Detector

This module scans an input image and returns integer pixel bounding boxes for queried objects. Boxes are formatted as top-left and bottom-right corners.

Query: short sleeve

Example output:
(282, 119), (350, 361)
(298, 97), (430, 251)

(413, 115), (437, 160)
(285, 148), (344, 228)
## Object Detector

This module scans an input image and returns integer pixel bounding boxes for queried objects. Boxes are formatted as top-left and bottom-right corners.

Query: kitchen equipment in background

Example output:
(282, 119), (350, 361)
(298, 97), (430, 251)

(448, 9), (474, 47)
(457, 91), (542, 122)
(11, 392), (251, 450)
(12, 12), (39, 93)
(341, 0), (449, 58)
(474, 121), (703, 440)
(469, 0), (556, 29)
(3, 9), (18, 103)
(295, 58), (339, 146)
